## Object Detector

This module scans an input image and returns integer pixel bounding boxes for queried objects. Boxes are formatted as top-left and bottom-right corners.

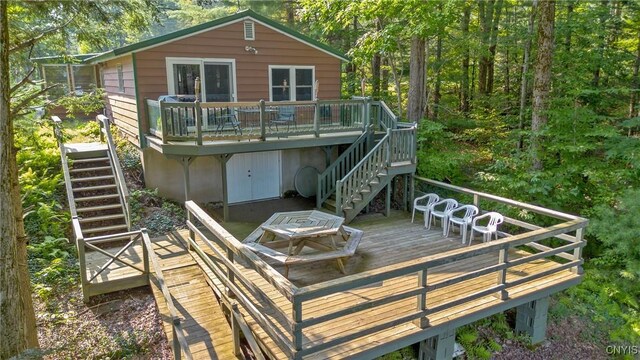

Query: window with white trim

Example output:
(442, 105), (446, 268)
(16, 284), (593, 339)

(244, 21), (255, 40)
(269, 66), (314, 101)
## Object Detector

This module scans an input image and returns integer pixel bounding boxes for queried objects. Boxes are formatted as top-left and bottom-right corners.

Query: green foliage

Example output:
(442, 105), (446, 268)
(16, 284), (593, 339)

(129, 188), (185, 235)
(53, 87), (106, 119)
(27, 237), (78, 301)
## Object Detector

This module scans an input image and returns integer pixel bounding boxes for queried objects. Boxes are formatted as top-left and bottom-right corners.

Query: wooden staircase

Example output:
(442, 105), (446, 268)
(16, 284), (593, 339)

(54, 116), (131, 239)
(334, 128), (416, 223)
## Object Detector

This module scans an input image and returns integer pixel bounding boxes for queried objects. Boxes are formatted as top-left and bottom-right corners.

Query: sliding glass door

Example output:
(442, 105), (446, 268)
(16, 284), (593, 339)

(167, 58), (235, 102)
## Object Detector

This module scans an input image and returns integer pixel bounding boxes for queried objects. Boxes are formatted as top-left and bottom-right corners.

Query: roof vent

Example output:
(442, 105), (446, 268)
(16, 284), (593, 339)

(244, 21), (255, 40)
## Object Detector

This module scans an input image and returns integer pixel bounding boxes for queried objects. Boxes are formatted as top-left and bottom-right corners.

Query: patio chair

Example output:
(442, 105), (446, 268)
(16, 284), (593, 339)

(444, 204), (479, 244)
(412, 193), (439, 224)
(425, 198), (458, 231)
(468, 212), (504, 246)
(270, 105), (297, 131)
(209, 107), (242, 135)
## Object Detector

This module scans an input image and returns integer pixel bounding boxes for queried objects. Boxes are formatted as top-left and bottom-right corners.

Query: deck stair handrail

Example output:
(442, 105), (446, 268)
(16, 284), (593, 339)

(336, 127), (417, 215)
(52, 116), (78, 217)
(378, 100), (398, 131)
(96, 114), (131, 229)
(316, 129), (371, 209)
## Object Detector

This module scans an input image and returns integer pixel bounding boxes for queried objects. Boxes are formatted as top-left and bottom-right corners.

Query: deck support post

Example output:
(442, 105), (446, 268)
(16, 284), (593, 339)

(176, 156), (194, 202)
(321, 145), (332, 168)
(515, 296), (549, 344)
(495, 246), (509, 300)
(172, 317), (182, 360)
(418, 328), (456, 360)
(403, 174), (409, 211)
(414, 269), (429, 328)
(76, 229), (90, 303)
(385, 181), (391, 217)
(410, 175), (415, 209)
(217, 154), (233, 222)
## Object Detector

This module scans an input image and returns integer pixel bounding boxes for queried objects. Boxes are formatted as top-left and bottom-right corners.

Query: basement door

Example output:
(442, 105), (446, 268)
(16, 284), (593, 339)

(227, 151), (281, 204)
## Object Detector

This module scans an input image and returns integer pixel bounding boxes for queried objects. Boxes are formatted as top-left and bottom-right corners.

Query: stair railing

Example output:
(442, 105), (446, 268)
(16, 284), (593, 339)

(51, 116), (78, 217)
(335, 127), (417, 215)
(378, 100), (398, 131)
(316, 129), (371, 209)
(96, 115), (131, 230)
(336, 130), (391, 214)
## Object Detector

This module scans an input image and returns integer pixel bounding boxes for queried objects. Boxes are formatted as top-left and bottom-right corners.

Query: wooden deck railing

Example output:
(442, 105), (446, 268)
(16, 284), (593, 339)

(316, 130), (371, 209)
(51, 116), (78, 217)
(180, 178), (586, 359)
(145, 98), (373, 144)
(96, 115), (131, 229)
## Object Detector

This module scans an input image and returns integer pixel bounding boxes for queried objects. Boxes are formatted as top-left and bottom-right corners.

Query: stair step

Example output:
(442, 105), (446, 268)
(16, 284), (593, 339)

(77, 204), (122, 212)
(79, 214), (126, 223)
(83, 224), (129, 234)
(70, 166), (112, 173)
(70, 156), (110, 164)
(71, 175), (115, 183)
(360, 189), (371, 194)
(324, 199), (336, 207)
(75, 194), (120, 202)
(343, 205), (353, 211)
(73, 184), (117, 192)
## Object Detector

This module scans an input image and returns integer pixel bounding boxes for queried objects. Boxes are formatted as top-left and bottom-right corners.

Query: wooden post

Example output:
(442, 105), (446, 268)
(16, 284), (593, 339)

(187, 211), (194, 251)
(473, 193), (480, 214)
(141, 230), (150, 277)
(385, 181), (391, 217)
(385, 128), (392, 166)
(292, 299), (303, 352)
(572, 227), (584, 274)
(259, 99), (266, 140)
(314, 100), (320, 137)
(515, 297), (550, 344)
(231, 303), (241, 357)
(181, 157), (192, 202)
(495, 246), (509, 300)
(76, 228), (90, 302)
(194, 101), (203, 145)
(418, 328), (456, 360)
(414, 269), (429, 328)
(218, 154), (232, 222)
(335, 180), (342, 216)
(403, 174), (409, 211)
(172, 317), (182, 360)
(160, 100), (168, 144)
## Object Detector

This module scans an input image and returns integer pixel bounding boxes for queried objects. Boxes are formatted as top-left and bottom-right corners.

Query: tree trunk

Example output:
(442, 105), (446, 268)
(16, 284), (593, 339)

(407, 35), (426, 122)
(285, 1), (296, 26)
(531, 0), (555, 170)
(0, 2), (39, 358)
(478, 0), (491, 95)
(565, 1), (573, 52)
(629, 29), (640, 127)
(381, 57), (390, 99)
(460, 4), (471, 113)
(487, 0), (504, 94)
(518, 0), (537, 150)
(389, 53), (403, 117)
(432, 34), (443, 120)
(372, 53), (381, 99)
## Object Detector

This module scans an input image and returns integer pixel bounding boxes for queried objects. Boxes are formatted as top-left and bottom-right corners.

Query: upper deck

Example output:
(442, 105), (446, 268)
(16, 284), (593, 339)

(143, 98), (405, 155)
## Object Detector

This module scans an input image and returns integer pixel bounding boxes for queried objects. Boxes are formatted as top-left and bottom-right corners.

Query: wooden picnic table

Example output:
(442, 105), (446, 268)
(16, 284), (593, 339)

(245, 210), (363, 278)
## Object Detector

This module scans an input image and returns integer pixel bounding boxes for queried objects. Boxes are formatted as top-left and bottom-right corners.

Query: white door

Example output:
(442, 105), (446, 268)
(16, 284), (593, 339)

(227, 151), (280, 204)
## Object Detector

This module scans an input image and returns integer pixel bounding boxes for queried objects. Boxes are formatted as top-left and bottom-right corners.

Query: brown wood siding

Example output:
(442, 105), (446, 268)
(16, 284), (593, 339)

(102, 56), (139, 146)
(134, 20), (341, 102)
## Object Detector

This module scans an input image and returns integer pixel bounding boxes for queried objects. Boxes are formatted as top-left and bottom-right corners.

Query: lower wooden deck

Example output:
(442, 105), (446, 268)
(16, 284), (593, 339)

(85, 235), (237, 359)
(84, 211), (581, 359)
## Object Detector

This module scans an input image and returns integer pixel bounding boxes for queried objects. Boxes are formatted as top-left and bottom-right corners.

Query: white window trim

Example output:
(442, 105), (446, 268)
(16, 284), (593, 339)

(244, 20), (255, 41)
(165, 57), (237, 102)
(268, 65), (315, 101)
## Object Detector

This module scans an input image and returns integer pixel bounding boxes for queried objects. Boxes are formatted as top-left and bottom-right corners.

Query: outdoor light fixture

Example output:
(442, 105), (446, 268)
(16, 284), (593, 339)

(244, 45), (258, 54)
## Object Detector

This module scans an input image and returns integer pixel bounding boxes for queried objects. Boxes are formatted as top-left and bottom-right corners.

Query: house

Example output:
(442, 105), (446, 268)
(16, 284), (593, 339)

(38, 9), (416, 222)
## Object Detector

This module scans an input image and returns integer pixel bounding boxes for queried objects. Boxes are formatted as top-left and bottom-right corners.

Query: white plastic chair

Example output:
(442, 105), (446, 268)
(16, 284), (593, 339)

(445, 205), (479, 244)
(469, 212), (504, 246)
(412, 193), (439, 224)
(426, 198), (458, 231)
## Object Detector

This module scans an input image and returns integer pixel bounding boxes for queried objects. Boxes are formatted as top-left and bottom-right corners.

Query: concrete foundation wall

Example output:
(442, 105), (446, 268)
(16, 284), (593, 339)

(142, 147), (333, 204)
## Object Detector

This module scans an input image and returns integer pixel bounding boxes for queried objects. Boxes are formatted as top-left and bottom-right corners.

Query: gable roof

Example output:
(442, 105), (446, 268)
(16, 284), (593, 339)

(85, 9), (348, 63)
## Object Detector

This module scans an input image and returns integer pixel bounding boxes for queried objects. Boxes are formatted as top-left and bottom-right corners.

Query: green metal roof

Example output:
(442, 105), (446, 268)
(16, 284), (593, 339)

(85, 9), (348, 63)
(31, 53), (101, 64)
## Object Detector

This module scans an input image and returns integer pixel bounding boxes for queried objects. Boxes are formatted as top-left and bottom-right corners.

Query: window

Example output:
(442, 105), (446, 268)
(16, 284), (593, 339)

(71, 65), (97, 95)
(42, 65), (70, 100)
(269, 66), (314, 101)
(117, 64), (124, 93)
(244, 21), (255, 40)
(166, 58), (235, 102)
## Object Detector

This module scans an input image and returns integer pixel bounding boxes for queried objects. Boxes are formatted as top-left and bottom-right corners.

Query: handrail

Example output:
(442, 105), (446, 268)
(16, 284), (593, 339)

(316, 129), (370, 209)
(51, 116), (78, 217)
(96, 114), (131, 229)
(231, 303), (267, 360)
(140, 229), (192, 360)
(414, 176), (584, 221)
(379, 100), (398, 131)
(336, 130), (390, 212)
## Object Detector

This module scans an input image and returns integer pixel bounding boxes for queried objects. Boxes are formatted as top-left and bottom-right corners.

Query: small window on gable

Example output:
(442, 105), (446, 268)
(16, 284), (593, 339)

(117, 64), (124, 93)
(244, 21), (255, 40)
